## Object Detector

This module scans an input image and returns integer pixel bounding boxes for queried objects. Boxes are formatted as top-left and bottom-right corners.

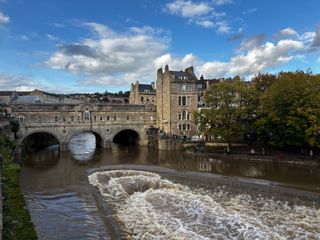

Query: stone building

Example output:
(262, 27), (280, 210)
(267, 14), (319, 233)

(0, 91), (18, 105)
(196, 76), (221, 108)
(156, 65), (198, 137)
(129, 81), (156, 105)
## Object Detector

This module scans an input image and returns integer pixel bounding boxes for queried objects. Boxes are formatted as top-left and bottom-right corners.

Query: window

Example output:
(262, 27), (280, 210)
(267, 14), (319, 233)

(182, 111), (186, 120)
(178, 124), (191, 131)
(71, 116), (74, 122)
(127, 115), (129, 120)
(114, 116), (116, 121)
(179, 111), (190, 121)
(107, 116), (110, 121)
(100, 116), (103, 121)
(180, 85), (193, 92)
(94, 116), (97, 121)
(178, 96), (187, 106)
(84, 111), (90, 121)
(18, 117), (25, 122)
(55, 116), (59, 122)
(77, 116), (81, 121)
(141, 96), (144, 102)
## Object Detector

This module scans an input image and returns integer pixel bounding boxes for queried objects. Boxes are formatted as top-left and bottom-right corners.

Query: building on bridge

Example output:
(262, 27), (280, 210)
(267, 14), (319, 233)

(129, 81), (156, 105)
(9, 65), (225, 150)
(12, 103), (156, 151)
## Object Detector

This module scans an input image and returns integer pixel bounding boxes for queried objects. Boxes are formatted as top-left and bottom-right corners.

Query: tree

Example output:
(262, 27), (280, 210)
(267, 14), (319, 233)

(194, 76), (251, 148)
(257, 71), (320, 148)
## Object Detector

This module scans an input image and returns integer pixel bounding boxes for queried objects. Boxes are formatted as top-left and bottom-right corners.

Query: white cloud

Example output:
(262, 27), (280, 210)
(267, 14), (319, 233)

(51, 22), (65, 28)
(240, 34), (266, 50)
(20, 35), (30, 41)
(166, 0), (212, 17)
(0, 11), (10, 25)
(47, 23), (170, 87)
(195, 19), (214, 28)
(212, 0), (233, 5)
(0, 73), (33, 90)
(274, 27), (298, 39)
(280, 27), (297, 36)
(200, 39), (304, 78)
(46, 24), (316, 88)
(46, 34), (59, 41)
(0, 73), (82, 93)
(154, 53), (199, 70)
(216, 21), (231, 33)
(164, 0), (231, 33)
(312, 25), (320, 48)
(242, 8), (257, 15)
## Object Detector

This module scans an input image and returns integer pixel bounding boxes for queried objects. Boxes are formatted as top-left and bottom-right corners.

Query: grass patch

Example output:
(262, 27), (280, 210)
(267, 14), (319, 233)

(1, 144), (37, 240)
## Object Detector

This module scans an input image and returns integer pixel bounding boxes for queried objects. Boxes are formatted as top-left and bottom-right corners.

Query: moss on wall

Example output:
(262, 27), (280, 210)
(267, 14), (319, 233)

(1, 139), (37, 240)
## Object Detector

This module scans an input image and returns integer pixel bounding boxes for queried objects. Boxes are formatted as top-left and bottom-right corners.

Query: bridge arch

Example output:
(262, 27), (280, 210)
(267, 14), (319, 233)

(112, 128), (141, 145)
(67, 130), (105, 148)
(20, 130), (63, 150)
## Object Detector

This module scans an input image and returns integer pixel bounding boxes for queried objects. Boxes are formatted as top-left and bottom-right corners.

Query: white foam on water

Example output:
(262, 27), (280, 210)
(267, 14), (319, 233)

(88, 170), (320, 240)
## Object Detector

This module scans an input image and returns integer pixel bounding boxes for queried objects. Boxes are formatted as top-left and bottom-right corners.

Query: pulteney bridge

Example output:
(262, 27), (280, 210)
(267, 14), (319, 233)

(11, 103), (157, 151)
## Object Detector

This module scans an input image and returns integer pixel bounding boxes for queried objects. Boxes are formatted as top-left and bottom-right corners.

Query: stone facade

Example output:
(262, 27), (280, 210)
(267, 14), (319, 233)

(12, 103), (157, 150)
(156, 65), (198, 137)
(129, 81), (156, 105)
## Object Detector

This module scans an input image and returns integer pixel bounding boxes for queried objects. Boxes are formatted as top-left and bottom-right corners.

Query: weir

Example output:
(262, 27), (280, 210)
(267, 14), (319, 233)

(19, 133), (320, 239)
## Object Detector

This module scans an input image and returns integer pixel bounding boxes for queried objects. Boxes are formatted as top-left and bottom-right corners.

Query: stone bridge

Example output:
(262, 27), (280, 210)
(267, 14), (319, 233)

(11, 103), (157, 151)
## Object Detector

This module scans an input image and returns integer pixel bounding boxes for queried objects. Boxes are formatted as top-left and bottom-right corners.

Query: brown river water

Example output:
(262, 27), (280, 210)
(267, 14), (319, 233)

(20, 132), (320, 239)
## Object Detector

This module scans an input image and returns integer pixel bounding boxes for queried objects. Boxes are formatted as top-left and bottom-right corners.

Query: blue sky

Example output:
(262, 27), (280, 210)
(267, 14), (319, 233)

(0, 0), (319, 93)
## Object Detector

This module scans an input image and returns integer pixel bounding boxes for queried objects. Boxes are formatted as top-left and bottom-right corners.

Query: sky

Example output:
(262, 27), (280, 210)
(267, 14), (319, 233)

(0, 0), (319, 93)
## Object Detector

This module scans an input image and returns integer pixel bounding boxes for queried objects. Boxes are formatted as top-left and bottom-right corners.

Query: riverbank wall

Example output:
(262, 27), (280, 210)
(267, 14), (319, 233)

(0, 120), (11, 240)
(0, 121), (37, 240)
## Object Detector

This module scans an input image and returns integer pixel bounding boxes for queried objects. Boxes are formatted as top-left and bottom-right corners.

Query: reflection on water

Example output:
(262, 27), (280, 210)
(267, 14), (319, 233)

(68, 132), (96, 161)
(20, 132), (320, 239)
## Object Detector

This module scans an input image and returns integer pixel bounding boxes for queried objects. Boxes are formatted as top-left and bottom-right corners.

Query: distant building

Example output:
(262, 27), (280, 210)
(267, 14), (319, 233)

(106, 94), (129, 104)
(129, 81), (156, 105)
(156, 65), (198, 137)
(13, 95), (41, 104)
(0, 91), (18, 105)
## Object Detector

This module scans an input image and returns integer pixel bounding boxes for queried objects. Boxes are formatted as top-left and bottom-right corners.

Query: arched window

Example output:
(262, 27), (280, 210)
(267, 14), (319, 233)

(83, 110), (90, 121)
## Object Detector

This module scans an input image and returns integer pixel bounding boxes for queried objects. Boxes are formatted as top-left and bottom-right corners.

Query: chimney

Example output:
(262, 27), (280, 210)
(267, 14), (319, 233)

(165, 65), (169, 72)
(185, 66), (194, 74)
(151, 82), (155, 90)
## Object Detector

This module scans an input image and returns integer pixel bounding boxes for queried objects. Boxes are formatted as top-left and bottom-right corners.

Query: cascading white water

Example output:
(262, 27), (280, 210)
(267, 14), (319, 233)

(88, 170), (320, 240)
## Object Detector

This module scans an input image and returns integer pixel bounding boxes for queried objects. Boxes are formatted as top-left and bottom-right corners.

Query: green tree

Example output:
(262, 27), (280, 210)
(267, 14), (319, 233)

(257, 71), (320, 148)
(194, 76), (251, 148)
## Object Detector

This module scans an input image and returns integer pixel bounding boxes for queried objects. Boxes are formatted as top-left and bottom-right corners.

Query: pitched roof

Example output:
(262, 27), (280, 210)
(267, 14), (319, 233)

(138, 84), (155, 93)
(13, 96), (41, 104)
(0, 91), (15, 96)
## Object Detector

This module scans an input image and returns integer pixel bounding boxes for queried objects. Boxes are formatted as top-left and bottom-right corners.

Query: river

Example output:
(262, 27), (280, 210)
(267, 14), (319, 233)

(19, 132), (320, 239)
